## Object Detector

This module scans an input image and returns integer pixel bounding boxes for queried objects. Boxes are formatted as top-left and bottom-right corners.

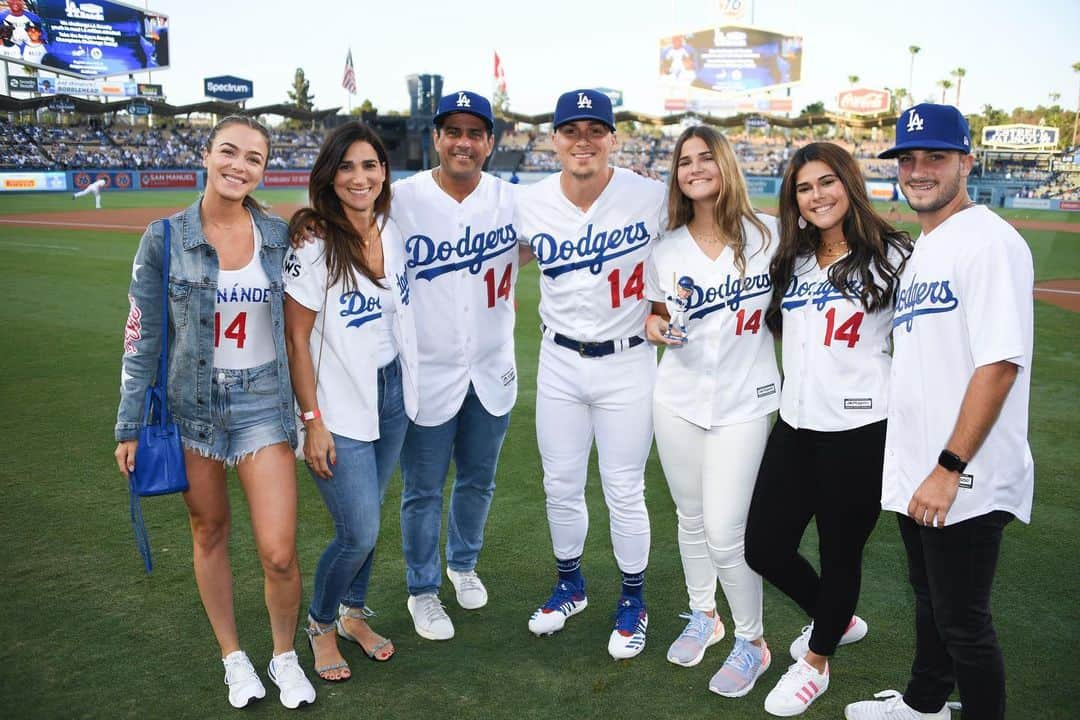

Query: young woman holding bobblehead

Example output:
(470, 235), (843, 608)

(644, 125), (778, 700)
(114, 116), (315, 710)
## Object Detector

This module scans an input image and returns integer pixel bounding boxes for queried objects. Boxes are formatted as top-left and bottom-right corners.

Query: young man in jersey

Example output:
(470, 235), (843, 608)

(392, 91), (519, 641)
(516, 89), (666, 660)
(845, 104), (1033, 720)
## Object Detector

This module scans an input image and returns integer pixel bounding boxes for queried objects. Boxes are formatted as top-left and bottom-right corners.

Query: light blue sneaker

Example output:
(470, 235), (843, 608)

(667, 610), (725, 667)
(709, 636), (772, 698)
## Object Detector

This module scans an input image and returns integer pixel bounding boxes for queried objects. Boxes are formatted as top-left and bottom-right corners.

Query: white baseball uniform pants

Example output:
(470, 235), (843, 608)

(653, 400), (768, 640)
(73, 184), (101, 208)
(535, 336), (656, 574)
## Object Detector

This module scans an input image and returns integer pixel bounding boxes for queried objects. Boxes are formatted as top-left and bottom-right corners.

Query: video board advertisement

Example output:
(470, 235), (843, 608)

(0, 0), (168, 78)
(660, 25), (802, 97)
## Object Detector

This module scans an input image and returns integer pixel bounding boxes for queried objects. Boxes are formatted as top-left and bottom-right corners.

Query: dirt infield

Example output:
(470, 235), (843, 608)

(1034, 279), (1080, 312)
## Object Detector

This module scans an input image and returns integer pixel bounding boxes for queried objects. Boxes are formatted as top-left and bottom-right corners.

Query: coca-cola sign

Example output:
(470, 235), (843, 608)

(837, 88), (891, 114)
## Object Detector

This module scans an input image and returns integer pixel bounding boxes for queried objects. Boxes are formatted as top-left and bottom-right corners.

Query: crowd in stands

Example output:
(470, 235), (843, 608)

(2, 118), (1077, 200)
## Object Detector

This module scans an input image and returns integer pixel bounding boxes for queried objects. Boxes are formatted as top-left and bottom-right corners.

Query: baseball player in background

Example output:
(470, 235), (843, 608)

(392, 90), (519, 641)
(73, 177), (107, 209)
(516, 88), (666, 660)
(845, 104), (1034, 720)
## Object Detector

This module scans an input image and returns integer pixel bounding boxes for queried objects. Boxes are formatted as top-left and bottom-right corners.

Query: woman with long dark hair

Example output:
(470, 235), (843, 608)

(644, 125), (777, 699)
(284, 122), (418, 682)
(115, 116), (315, 710)
(745, 142), (912, 716)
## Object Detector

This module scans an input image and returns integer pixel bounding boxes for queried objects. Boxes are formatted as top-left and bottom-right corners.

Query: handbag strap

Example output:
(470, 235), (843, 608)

(155, 220), (171, 428)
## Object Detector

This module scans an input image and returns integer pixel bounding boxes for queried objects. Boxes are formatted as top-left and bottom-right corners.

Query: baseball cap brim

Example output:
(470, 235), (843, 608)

(878, 139), (970, 159)
(434, 108), (493, 130)
(553, 113), (615, 132)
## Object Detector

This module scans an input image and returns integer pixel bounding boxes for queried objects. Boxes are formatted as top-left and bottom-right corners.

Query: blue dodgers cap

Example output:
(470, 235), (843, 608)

(553, 89), (615, 131)
(434, 90), (494, 130)
(879, 103), (971, 159)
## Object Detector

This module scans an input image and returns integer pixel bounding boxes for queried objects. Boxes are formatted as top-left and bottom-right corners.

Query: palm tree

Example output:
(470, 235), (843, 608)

(1049, 92), (1061, 106)
(1073, 61), (1080, 149)
(908, 45), (921, 100)
(848, 75), (860, 88)
(951, 67), (966, 107)
(938, 79), (953, 104)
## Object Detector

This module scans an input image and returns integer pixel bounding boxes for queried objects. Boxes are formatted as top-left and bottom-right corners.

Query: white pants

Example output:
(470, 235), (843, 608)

(535, 337), (656, 574)
(73, 184), (101, 208)
(653, 400), (768, 640)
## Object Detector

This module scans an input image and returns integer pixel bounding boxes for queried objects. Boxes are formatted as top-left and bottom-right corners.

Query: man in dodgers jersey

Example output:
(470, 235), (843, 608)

(392, 91), (519, 641)
(845, 104), (1033, 720)
(516, 89), (666, 660)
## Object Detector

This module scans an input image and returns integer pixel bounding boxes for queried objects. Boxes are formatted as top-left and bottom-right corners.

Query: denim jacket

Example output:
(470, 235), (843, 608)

(115, 198), (297, 447)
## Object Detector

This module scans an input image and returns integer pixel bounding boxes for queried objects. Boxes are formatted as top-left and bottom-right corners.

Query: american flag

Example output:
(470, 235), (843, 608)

(494, 51), (506, 94)
(342, 49), (357, 95)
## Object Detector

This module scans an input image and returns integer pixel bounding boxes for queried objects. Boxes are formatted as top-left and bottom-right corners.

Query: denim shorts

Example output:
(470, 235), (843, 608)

(182, 359), (290, 466)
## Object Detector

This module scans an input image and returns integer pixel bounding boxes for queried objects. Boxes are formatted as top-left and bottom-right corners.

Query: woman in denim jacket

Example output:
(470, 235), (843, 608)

(114, 116), (315, 711)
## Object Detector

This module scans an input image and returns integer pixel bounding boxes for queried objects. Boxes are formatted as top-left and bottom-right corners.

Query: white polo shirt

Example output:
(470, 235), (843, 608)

(646, 217), (780, 429)
(516, 168), (667, 342)
(778, 249), (904, 431)
(391, 171), (519, 426)
(883, 206), (1034, 525)
(284, 218), (419, 441)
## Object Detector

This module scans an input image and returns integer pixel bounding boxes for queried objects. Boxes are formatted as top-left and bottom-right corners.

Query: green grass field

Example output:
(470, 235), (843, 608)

(0, 190), (1077, 719)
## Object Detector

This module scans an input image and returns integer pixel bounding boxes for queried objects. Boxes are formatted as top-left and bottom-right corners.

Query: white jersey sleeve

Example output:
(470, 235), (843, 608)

(516, 168), (666, 342)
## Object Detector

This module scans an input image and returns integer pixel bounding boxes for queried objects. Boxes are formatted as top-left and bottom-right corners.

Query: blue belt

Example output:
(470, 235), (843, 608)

(545, 326), (644, 358)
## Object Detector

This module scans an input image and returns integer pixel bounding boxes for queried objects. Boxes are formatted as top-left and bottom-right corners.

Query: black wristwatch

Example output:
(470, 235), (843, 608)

(937, 449), (967, 474)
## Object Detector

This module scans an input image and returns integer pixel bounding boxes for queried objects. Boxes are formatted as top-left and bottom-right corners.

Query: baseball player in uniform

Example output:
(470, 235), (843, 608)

(393, 90), (519, 641)
(845, 104), (1034, 720)
(73, 177), (107, 209)
(516, 89), (666, 660)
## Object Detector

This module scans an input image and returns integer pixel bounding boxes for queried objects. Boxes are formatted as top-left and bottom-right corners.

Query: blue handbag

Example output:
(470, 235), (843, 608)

(130, 219), (188, 574)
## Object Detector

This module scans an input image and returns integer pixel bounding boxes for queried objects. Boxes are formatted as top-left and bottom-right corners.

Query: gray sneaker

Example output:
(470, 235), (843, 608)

(407, 592), (455, 640)
(666, 610), (725, 667)
(710, 637), (772, 698)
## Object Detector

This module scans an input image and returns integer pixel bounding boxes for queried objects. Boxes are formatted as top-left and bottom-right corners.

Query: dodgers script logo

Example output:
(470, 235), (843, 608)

(684, 271), (772, 320)
(892, 273), (958, 332)
(780, 276), (865, 311)
(406, 223), (517, 281)
(531, 222), (651, 278)
(396, 271), (410, 306)
(339, 291), (382, 328)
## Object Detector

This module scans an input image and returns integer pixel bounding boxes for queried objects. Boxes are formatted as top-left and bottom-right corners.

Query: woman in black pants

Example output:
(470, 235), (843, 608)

(745, 142), (912, 717)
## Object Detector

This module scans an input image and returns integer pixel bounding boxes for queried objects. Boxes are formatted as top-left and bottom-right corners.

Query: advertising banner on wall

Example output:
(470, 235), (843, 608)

(262, 171), (309, 188)
(0, 171), (68, 191)
(72, 170), (133, 190)
(204, 75), (253, 102)
(836, 88), (891, 115)
(139, 170), (197, 189)
(0, 0), (169, 78)
(982, 124), (1059, 151)
(27, 75), (158, 97)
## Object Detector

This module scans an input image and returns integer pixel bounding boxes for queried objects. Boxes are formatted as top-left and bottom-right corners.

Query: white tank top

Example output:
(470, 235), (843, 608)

(373, 279), (398, 368)
(212, 218), (276, 369)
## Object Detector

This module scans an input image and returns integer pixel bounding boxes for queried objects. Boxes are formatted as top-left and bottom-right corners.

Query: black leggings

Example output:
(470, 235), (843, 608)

(745, 417), (885, 657)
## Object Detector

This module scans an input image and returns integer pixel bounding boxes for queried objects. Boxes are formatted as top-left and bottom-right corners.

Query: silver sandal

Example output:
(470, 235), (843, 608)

(305, 614), (351, 681)
(336, 604), (394, 661)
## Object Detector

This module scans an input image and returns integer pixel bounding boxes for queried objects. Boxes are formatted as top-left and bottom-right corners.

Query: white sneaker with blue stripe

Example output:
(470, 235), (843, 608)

(608, 595), (648, 660)
(528, 578), (588, 636)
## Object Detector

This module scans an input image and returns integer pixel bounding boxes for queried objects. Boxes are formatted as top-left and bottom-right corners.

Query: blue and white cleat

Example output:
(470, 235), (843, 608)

(528, 578), (587, 636)
(608, 595), (648, 660)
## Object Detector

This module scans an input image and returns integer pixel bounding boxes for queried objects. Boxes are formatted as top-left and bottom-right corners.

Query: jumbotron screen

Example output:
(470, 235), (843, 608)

(0, 0), (169, 78)
(660, 25), (802, 97)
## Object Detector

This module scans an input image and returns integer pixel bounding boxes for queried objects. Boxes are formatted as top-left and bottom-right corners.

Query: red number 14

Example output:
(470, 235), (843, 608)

(607, 262), (644, 308)
(823, 308), (864, 347)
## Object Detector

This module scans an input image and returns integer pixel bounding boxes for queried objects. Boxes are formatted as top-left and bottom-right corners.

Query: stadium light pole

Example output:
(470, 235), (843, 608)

(908, 45), (921, 106)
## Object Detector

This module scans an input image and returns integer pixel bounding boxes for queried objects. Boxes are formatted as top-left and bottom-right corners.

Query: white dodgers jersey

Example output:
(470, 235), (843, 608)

(516, 168), (667, 342)
(391, 171), (519, 426)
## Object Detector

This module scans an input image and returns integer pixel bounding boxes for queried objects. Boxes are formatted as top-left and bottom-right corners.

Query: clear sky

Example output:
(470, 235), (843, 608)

(65, 0), (1080, 117)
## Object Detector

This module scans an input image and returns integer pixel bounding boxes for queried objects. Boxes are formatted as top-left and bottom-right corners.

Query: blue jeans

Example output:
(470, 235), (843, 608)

(400, 383), (510, 595)
(307, 359), (407, 625)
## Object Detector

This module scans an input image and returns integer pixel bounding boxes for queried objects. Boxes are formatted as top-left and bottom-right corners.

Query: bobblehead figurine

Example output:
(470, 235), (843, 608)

(664, 275), (694, 343)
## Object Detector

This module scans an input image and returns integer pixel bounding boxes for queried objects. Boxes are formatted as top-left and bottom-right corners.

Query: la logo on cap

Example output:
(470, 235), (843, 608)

(456, 92), (471, 107)
(906, 108), (924, 132)
(577, 92), (592, 109)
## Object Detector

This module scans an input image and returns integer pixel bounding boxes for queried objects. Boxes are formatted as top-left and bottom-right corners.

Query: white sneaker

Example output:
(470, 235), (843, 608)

(447, 567), (488, 610)
(607, 596), (648, 660)
(764, 657), (830, 717)
(527, 579), (587, 636)
(222, 650), (265, 709)
(790, 615), (869, 661)
(844, 690), (952, 719)
(267, 650), (316, 709)
(666, 610), (725, 667)
(407, 592), (455, 640)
